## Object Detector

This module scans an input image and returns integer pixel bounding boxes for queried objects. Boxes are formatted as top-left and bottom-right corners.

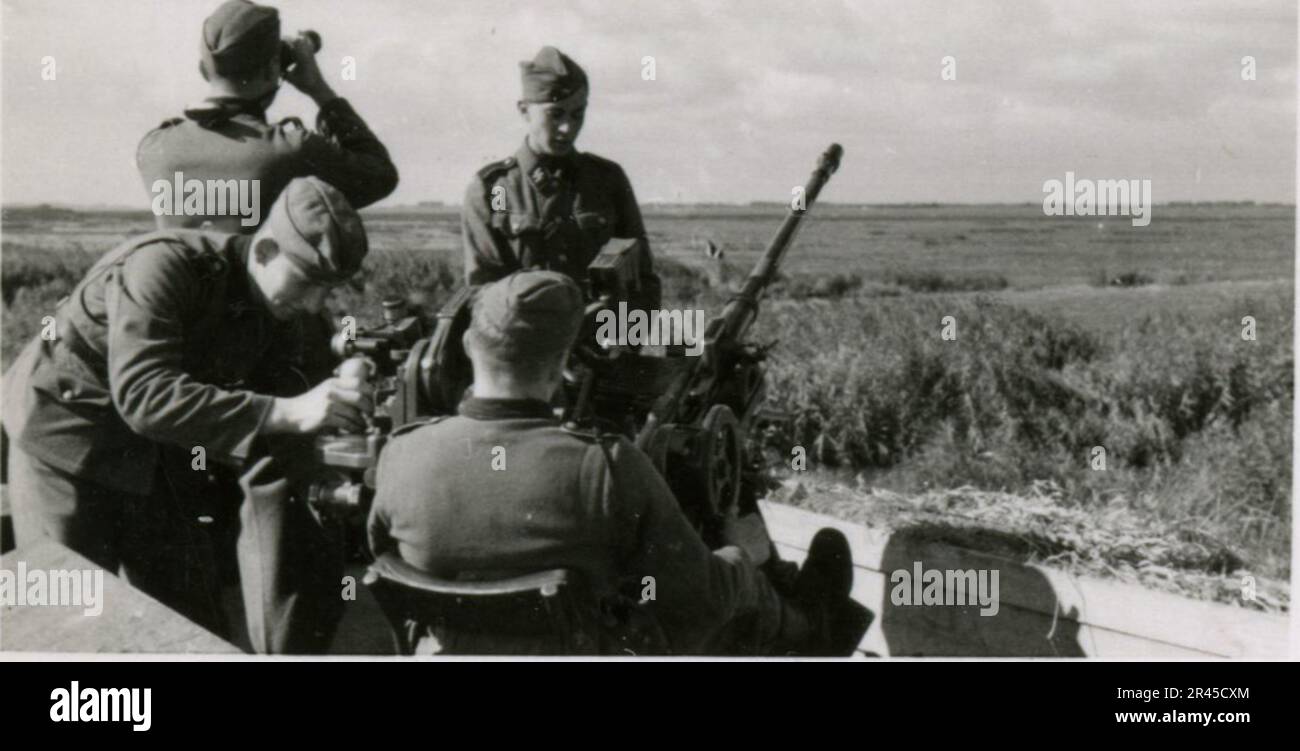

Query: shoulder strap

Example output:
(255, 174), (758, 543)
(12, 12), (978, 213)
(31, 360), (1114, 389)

(563, 422), (621, 473)
(477, 156), (516, 185)
(390, 414), (449, 438)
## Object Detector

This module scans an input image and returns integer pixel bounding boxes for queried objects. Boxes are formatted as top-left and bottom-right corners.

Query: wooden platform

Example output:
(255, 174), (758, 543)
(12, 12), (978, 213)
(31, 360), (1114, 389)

(1, 539), (240, 654)
(760, 501), (1289, 658)
(0, 505), (1286, 658)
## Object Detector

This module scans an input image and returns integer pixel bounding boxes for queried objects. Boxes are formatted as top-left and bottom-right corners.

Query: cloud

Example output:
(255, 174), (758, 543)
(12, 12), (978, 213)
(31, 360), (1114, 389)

(1, 0), (1294, 206)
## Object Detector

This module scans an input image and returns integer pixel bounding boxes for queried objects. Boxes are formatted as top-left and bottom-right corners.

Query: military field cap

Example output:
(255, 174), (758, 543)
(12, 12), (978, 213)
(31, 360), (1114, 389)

(469, 271), (585, 359)
(520, 46), (589, 104)
(264, 177), (368, 286)
(200, 0), (281, 77)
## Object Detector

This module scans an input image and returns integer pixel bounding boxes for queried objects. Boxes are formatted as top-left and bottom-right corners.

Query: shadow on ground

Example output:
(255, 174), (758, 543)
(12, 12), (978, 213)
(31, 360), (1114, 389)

(879, 525), (1086, 657)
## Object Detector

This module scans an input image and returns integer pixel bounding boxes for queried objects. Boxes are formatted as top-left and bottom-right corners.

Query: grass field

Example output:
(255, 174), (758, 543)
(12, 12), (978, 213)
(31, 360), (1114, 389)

(1, 202), (1293, 608)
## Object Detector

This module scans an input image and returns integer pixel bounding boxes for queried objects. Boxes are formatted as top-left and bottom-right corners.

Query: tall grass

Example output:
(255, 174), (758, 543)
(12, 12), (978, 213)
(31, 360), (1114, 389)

(751, 292), (1293, 578)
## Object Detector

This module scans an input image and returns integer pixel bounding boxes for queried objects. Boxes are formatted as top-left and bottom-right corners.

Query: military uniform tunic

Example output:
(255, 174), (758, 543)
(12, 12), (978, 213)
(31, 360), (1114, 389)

(1, 230), (307, 637)
(368, 397), (782, 654)
(462, 142), (661, 308)
(138, 97), (399, 233)
(3, 231), (288, 494)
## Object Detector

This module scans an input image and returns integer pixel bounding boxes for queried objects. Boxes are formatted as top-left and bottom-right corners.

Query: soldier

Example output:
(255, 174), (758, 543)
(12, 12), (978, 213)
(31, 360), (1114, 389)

(131, 1), (397, 652)
(462, 47), (661, 311)
(368, 271), (863, 655)
(138, 0), (399, 233)
(2, 178), (372, 647)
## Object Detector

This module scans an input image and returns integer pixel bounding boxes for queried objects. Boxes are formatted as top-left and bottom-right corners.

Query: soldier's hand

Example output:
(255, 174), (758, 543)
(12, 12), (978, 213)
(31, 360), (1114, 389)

(265, 377), (373, 435)
(325, 377), (374, 432)
(282, 36), (336, 104)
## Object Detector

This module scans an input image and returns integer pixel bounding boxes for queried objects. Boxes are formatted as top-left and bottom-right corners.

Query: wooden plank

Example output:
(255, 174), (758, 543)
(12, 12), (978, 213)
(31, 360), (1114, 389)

(1029, 565), (1284, 660)
(764, 501), (893, 569)
(763, 501), (1287, 659)
(776, 541), (1209, 658)
(1, 539), (241, 654)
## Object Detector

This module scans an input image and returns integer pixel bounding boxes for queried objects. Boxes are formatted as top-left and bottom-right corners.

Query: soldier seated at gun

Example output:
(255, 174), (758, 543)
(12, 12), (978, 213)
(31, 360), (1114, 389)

(367, 271), (867, 655)
(2, 177), (373, 653)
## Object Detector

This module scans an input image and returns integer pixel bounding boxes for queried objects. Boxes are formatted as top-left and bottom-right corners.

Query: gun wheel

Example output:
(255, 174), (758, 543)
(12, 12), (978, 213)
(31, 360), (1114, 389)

(699, 405), (743, 519)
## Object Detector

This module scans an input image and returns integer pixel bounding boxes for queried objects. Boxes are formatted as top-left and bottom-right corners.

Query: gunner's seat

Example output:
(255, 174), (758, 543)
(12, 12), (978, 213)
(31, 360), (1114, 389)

(364, 553), (667, 656)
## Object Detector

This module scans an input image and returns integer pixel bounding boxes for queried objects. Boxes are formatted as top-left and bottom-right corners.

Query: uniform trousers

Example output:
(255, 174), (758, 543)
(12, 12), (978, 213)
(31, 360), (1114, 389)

(6, 437), (344, 654)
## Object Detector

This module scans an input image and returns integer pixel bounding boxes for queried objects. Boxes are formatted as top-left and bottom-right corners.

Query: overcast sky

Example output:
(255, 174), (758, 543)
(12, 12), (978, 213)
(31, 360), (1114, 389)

(1, 0), (1295, 206)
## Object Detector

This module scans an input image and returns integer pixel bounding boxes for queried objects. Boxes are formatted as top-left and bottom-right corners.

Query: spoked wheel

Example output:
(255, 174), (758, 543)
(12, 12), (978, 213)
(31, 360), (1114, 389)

(697, 405), (743, 521)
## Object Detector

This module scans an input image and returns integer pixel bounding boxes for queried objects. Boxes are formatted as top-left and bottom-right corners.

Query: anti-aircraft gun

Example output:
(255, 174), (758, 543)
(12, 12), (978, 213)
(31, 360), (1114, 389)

(307, 144), (844, 553)
(564, 144), (845, 545)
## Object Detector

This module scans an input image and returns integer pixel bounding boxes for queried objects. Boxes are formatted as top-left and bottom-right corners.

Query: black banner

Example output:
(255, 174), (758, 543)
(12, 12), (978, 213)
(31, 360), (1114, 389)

(0, 659), (1288, 738)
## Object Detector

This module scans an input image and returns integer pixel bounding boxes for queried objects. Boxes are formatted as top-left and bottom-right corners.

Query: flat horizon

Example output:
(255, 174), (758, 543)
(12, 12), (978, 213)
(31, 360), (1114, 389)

(3, 199), (1294, 213)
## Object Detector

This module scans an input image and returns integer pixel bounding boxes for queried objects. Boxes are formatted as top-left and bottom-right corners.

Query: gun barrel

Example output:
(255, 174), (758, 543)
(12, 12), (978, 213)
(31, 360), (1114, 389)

(722, 144), (843, 339)
(636, 145), (843, 440)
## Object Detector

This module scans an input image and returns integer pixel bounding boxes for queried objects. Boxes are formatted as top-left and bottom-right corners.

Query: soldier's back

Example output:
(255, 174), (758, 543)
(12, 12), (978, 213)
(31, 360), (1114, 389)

(371, 406), (629, 591)
(137, 113), (304, 233)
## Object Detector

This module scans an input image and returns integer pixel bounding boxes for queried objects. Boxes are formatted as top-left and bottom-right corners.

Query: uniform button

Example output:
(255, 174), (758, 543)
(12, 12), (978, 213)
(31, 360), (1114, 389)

(61, 389), (74, 401)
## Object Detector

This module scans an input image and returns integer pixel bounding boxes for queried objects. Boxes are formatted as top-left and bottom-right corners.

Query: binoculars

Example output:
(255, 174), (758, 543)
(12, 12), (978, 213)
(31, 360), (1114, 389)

(280, 30), (322, 71)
